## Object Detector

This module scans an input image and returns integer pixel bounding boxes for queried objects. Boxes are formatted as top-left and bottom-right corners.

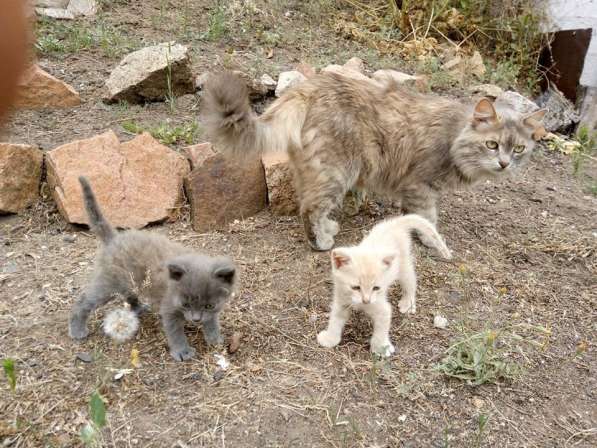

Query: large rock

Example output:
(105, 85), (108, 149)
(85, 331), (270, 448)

(467, 83), (504, 99)
(371, 69), (428, 91)
(536, 87), (579, 132)
(275, 70), (307, 97)
(36, 0), (97, 19)
(495, 91), (539, 115)
(184, 143), (267, 231)
(104, 42), (195, 103)
(296, 62), (316, 79)
(0, 144), (43, 213)
(343, 57), (365, 74)
(46, 131), (189, 228)
(15, 65), (80, 109)
(321, 64), (371, 83)
(262, 152), (298, 216)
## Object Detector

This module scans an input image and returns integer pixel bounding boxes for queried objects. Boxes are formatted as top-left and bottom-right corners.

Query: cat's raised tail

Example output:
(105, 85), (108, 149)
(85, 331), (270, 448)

(375, 214), (453, 260)
(79, 176), (115, 244)
(202, 71), (306, 158)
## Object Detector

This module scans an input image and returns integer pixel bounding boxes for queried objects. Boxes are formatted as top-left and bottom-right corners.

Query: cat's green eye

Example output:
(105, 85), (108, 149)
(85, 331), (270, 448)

(351, 285), (361, 291)
(205, 303), (214, 310)
(513, 144), (526, 153)
(485, 140), (499, 150)
(373, 286), (380, 291)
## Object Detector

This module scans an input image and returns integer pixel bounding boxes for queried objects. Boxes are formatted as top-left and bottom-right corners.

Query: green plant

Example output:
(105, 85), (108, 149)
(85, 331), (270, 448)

(80, 391), (107, 447)
(435, 329), (519, 386)
(122, 120), (201, 145)
(202, 3), (227, 41)
(572, 126), (597, 176)
(476, 413), (490, 447)
(3, 358), (16, 392)
(486, 59), (520, 89)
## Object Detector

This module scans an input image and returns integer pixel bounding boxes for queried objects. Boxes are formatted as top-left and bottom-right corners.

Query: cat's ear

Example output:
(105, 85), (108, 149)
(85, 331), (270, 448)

(331, 249), (351, 269)
(167, 263), (186, 281)
(522, 109), (547, 140)
(381, 254), (396, 267)
(472, 98), (498, 125)
(214, 265), (236, 284)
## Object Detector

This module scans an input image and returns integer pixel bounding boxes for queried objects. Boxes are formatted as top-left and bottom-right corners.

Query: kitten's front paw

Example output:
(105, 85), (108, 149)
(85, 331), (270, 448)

(170, 346), (196, 362)
(204, 332), (224, 346)
(317, 330), (341, 348)
(314, 233), (335, 251)
(370, 339), (395, 358)
(398, 298), (416, 315)
(69, 322), (89, 340)
(324, 219), (340, 237)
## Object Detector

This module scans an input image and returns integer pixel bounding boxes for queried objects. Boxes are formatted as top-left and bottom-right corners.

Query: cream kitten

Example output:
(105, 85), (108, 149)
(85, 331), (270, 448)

(317, 214), (452, 357)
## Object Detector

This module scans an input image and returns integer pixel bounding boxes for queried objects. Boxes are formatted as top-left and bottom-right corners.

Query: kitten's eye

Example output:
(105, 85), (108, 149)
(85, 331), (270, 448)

(351, 285), (361, 291)
(373, 286), (380, 291)
(513, 144), (525, 153)
(485, 140), (499, 150)
(205, 303), (214, 310)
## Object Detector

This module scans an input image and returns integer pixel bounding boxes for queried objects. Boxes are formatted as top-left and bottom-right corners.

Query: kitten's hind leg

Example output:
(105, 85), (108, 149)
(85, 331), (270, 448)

(317, 298), (351, 348)
(69, 284), (114, 339)
(126, 294), (150, 315)
(397, 258), (417, 315)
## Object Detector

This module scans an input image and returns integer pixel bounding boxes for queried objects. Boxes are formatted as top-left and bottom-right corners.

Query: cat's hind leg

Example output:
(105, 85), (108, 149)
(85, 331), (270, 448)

(397, 257), (417, 315)
(69, 281), (118, 339)
(297, 163), (353, 251)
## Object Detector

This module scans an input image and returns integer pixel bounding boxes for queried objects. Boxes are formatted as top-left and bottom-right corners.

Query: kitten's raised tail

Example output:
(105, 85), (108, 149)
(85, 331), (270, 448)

(202, 71), (306, 158)
(394, 214), (452, 259)
(79, 176), (115, 244)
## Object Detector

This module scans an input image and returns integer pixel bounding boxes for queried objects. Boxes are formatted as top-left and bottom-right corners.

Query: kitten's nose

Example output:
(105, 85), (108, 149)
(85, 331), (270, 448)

(499, 159), (510, 169)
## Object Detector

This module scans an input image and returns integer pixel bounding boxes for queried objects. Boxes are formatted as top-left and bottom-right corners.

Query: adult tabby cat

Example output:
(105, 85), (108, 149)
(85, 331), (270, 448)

(203, 71), (546, 250)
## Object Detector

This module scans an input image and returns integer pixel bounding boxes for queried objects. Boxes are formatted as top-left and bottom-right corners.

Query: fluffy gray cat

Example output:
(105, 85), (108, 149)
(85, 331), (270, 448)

(69, 177), (236, 361)
(203, 72), (546, 250)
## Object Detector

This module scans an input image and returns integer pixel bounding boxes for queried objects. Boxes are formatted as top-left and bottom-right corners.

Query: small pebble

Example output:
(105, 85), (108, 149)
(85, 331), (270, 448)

(434, 315), (448, 329)
(228, 332), (242, 354)
(75, 352), (93, 363)
(213, 368), (226, 382)
(63, 234), (76, 243)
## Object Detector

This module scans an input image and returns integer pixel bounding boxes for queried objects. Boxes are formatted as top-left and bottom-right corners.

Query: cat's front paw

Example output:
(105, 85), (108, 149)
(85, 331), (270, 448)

(370, 339), (395, 358)
(170, 345), (196, 362)
(69, 322), (89, 340)
(317, 330), (341, 348)
(398, 298), (416, 314)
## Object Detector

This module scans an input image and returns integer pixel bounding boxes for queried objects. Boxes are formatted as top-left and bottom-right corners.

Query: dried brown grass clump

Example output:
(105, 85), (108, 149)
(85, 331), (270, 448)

(334, 0), (552, 90)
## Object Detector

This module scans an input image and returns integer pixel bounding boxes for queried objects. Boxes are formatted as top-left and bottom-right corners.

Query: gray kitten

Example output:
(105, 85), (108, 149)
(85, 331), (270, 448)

(69, 177), (236, 361)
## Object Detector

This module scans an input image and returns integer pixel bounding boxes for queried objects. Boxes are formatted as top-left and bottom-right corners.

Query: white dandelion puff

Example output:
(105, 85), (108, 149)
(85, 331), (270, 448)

(103, 308), (139, 343)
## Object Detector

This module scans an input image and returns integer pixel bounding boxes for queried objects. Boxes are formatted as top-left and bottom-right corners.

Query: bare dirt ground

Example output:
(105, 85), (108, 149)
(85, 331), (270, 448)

(1, 1), (596, 447)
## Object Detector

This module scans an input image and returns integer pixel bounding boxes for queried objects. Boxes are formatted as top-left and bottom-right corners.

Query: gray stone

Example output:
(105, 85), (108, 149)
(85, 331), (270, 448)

(275, 70), (306, 97)
(104, 42), (195, 103)
(467, 83), (504, 99)
(495, 90), (539, 115)
(536, 87), (579, 132)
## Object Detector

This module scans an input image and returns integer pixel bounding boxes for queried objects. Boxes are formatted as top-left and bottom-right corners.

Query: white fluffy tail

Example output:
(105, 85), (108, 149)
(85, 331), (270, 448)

(103, 308), (140, 343)
(373, 214), (452, 259)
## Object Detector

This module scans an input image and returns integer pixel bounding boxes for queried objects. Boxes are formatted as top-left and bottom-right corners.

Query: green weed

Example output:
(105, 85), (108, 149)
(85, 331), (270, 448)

(35, 18), (136, 58)
(435, 329), (519, 386)
(203, 3), (228, 41)
(3, 358), (16, 392)
(122, 120), (201, 146)
(572, 126), (597, 176)
(80, 391), (107, 447)
(476, 413), (490, 447)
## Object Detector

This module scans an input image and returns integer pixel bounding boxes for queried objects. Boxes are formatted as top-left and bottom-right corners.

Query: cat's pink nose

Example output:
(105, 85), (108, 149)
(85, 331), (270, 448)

(499, 159), (510, 169)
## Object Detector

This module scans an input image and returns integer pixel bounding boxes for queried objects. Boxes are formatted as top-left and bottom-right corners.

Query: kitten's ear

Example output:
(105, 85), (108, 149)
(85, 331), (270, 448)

(382, 254), (396, 267)
(214, 265), (236, 284)
(167, 263), (186, 281)
(472, 98), (498, 125)
(522, 109), (547, 141)
(331, 249), (351, 270)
